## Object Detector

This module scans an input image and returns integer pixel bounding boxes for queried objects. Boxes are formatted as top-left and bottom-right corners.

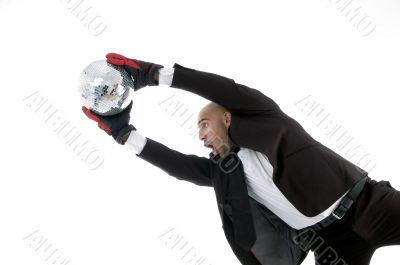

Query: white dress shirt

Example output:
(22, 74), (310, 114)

(126, 67), (349, 229)
(236, 147), (349, 229)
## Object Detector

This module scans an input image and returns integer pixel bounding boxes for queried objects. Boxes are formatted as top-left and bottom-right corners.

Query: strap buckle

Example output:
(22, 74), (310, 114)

(332, 205), (346, 219)
(332, 197), (354, 219)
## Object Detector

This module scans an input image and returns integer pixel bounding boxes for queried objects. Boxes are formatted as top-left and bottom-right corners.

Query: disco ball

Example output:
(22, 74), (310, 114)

(78, 59), (134, 116)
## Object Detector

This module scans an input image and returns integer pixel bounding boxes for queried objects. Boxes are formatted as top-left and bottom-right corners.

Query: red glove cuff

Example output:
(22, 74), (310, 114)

(82, 106), (111, 134)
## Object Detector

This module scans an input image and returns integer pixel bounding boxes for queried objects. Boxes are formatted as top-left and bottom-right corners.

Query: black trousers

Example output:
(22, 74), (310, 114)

(297, 177), (400, 265)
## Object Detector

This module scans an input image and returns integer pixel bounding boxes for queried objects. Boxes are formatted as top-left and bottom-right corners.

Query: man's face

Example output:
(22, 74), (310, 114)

(197, 103), (232, 156)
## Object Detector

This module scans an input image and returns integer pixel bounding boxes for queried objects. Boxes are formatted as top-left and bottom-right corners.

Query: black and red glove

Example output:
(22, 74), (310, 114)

(106, 53), (164, 91)
(82, 100), (136, 145)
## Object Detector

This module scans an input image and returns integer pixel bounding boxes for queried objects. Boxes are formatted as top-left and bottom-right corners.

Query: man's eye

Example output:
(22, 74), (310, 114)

(199, 123), (208, 129)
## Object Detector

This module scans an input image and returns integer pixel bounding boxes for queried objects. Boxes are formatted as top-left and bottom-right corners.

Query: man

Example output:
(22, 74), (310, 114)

(83, 53), (400, 265)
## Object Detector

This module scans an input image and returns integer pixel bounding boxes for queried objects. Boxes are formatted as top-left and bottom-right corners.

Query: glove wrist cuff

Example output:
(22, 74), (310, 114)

(114, 124), (137, 145)
(146, 63), (164, 86)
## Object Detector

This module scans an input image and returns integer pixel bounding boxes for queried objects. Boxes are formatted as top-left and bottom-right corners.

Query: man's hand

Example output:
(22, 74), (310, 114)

(82, 100), (136, 145)
(106, 53), (163, 91)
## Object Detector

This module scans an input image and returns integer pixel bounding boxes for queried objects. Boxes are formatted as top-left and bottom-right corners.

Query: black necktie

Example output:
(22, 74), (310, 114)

(219, 145), (257, 251)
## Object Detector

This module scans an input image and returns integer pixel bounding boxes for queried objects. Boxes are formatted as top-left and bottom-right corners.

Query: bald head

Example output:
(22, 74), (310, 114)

(199, 102), (228, 117)
(197, 102), (232, 156)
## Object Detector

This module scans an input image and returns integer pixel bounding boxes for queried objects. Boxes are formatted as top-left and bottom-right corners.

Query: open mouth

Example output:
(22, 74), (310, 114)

(205, 143), (218, 155)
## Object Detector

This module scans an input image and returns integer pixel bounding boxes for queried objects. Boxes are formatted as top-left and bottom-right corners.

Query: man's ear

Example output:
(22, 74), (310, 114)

(223, 111), (231, 127)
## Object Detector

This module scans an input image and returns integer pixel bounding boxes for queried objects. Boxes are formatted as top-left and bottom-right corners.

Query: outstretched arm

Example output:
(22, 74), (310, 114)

(105, 53), (280, 115)
(126, 130), (213, 187)
(81, 86), (213, 188)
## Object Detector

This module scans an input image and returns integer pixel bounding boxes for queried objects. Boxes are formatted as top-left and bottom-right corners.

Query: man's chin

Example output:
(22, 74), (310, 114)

(212, 147), (219, 155)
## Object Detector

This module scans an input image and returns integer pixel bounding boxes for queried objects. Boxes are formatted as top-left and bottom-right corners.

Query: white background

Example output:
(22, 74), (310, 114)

(1, 0), (400, 264)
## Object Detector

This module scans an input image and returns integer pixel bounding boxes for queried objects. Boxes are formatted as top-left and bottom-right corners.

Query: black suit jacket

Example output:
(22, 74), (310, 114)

(135, 63), (368, 264)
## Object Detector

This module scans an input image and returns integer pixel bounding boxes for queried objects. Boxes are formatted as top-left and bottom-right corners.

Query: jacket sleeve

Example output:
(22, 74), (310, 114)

(170, 63), (281, 114)
(135, 137), (213, 187)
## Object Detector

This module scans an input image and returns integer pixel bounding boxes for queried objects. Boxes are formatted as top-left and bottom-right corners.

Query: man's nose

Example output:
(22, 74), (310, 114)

(199, 129), (206, 141)
(199, 132), (204, 141)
